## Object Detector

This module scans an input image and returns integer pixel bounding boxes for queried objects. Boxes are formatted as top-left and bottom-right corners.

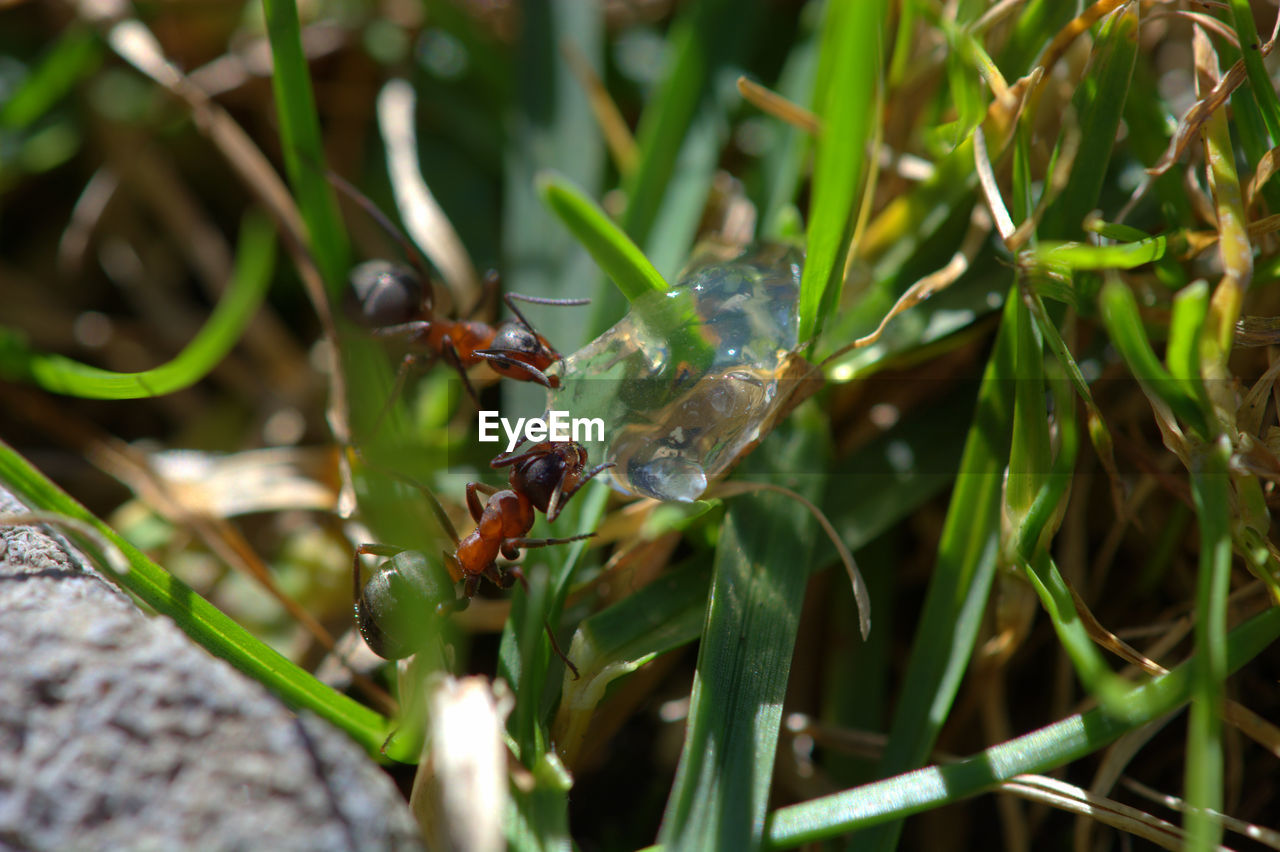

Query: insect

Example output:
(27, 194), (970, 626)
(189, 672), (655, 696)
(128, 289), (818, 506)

(332, 170), (588, 402)
(352, 441), (613, 671)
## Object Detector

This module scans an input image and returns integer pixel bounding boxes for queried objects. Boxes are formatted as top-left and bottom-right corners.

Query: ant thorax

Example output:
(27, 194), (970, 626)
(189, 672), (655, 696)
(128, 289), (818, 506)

(550, 243), (803, 502)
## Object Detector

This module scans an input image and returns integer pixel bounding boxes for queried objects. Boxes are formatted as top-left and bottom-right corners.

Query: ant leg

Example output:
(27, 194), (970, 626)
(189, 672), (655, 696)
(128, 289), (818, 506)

(352, 454), (462, 545)
(366, 350), (435, 440)
(544, 624), (580, 680)
(352, 543), (409, 606)
(546, 461), (615, 523)
(327, 169), (435, 305)
(489, 563), (521, 589)
(465, 481), (500, 523)
(507, 532), (596, 550)
(439, 335), (481, 405)
(370, 320), (432, 341)
(469, 350), (557, 388)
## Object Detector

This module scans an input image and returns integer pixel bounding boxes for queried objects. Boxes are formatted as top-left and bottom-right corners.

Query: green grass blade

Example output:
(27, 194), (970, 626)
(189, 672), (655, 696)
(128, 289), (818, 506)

(537, 171), (669, 301)
(502, 0), (603, 360)
(261, 0), (348, 292)
(586, 0), (760, 332)
(1098, 277), (1210, 438)
(1184, 436), (1233, 851)
(658, 413), (827, 851)
(858, 284), (1018, 851)
(1042, 2), (1139, 239)
(1029, 235), (1167, 270)
(0, 211), (274, 398)
(1227, 0), (1280, 146)
(0, 439), (392, 756)
(763, 605), (1280, 847)
(0, 27), (99, 129)
(798, 0), (886, 345)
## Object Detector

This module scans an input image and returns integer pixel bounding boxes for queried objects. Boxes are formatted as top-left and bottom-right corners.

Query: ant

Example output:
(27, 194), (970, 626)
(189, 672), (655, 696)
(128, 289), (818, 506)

(353, 441), (613, 674)
(331, 170), (587, 403)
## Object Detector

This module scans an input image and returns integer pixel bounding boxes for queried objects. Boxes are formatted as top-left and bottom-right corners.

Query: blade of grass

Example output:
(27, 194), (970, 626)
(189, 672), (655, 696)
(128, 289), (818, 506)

(658, 411), (827, 851)
(0, 211), (274, 399)
(763, 605), (1280, 847)
(1028, 236), (1167, 270)
(503, 0), (603, 362)
(261, 0), (348, 292)
(1184, 436), (1233, 851)
(798, 0), (886, 345)
(1041, 2), (1139, 240)
(1226, 0), (1280, 146)
(588, 0), (761, 332)
(1098, 277), (1210, 439)
(537, 171), (669, 301)
(0, 27), (99, 129)
(857, 283), (1018, 851)
(0, 439), (393, 757)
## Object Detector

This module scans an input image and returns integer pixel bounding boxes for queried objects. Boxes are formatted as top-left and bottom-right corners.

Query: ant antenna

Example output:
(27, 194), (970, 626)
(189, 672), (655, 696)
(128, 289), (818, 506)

(327, 169), (436, 311)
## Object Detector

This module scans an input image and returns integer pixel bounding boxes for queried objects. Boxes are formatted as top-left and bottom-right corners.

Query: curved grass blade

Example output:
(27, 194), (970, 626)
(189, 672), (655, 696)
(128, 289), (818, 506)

(537, 171), (669, 301)
(1028, 235), (1167, 271)
(553, 559), (713, 767)
(798, 0), (887, 345)
(0, 211), (274, 399)
(0, 439), (393, 757)
(658, 412), (826, 851)
(763, 606), (1280, 847)
(1098, 277), (1210, 439)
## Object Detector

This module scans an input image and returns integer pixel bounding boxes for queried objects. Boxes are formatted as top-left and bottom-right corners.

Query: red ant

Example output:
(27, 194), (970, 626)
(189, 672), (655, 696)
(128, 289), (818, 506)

(353, 441), (613, 674)
(332, 171), (587, 403)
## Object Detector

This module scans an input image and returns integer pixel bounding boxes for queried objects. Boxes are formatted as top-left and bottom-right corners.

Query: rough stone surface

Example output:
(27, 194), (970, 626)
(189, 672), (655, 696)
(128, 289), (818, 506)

(0, 488), (422, 852)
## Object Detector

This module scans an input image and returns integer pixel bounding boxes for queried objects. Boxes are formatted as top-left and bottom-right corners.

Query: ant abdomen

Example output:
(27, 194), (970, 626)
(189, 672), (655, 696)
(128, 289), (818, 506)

(346, 259), (424, 329)
(355, 549), (453, 660)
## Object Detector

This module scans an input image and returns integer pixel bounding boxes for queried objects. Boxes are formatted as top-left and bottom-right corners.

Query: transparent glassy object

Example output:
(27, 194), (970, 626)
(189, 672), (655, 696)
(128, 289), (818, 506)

(550, 243), (803, 502)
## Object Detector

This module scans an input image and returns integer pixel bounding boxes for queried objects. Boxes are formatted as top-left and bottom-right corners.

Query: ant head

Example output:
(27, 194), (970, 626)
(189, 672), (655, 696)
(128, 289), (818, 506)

(346, 260), (425, 329)
(356, 550), (452, 660)
(510, 443), (585, 515)
(489, 321), (557, 364)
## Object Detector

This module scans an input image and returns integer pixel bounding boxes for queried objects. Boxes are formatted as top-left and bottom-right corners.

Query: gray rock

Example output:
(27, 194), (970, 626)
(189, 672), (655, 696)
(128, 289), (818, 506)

(0, 488), (423, 852)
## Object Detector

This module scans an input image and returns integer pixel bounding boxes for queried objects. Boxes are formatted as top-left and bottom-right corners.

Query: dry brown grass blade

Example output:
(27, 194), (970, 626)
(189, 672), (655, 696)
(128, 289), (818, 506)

(411, 675), (510, 852)
(825, 206), (991, 357)
(1245, 146), (1280, 211)
(377, 79), (482, 312)
(92, 9), (353, 446)
(565, 40), (639, 173)
(736, 76), (821, 135)
(973, 125), (1015, 241)
(1147, 36), (1275, 178)
(1122, 777), (1280, 849)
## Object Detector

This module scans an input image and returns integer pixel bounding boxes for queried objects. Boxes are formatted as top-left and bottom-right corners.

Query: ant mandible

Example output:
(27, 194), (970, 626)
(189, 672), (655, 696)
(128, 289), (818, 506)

(332, 171), (587, 403)
(353, 441), (613, 673)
